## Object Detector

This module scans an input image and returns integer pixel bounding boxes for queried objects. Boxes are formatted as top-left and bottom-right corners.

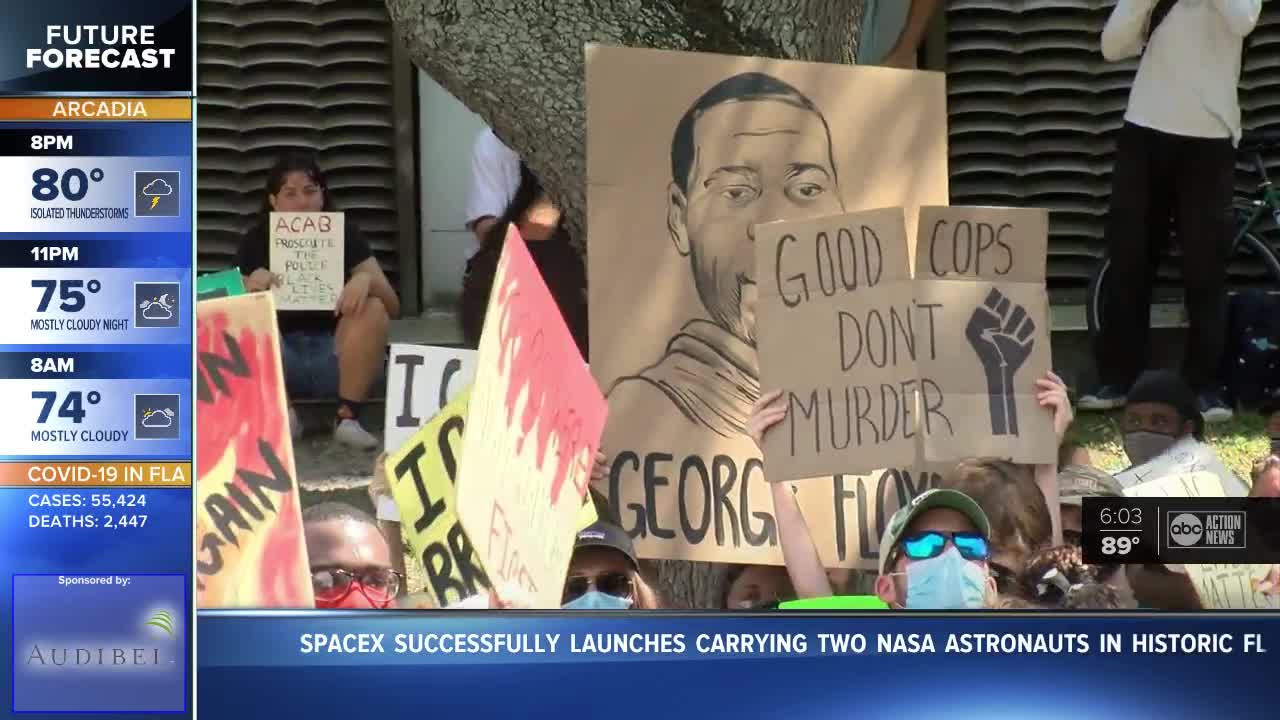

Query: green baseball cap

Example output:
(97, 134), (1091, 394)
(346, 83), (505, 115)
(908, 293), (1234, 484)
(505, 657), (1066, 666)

(1058, 465), (1123, 506)
(877, 488), (990, 575)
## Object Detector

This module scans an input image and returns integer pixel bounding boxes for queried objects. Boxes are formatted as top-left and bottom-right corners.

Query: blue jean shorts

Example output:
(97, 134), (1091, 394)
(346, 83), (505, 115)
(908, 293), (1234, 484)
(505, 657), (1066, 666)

(279, 331), (388, 401)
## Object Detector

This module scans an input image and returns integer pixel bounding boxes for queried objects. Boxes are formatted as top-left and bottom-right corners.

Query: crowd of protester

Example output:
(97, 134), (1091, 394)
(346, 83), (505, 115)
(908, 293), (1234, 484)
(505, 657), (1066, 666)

(223, 0), (1280, 611)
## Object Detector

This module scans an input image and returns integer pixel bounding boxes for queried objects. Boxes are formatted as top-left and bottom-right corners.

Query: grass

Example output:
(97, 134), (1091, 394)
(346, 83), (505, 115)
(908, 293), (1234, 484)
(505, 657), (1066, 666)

(1066, 410), (1271, 480)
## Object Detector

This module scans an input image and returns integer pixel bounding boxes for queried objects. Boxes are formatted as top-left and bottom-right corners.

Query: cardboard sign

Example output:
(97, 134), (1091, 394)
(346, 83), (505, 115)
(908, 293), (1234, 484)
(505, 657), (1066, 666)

(1185, 564), (1279, 610)
(195, 293), (313, 607)
(385, 389), (491, 608)
(755, 208), (919, 481)
(1123, 471), (1227, 498)
(1114, 436), (1249, 497)
(383, 344), (477, 452)
(586, 45), (949, 564)
(269, 211), (344, 311)
(912, 206), (1055, 464)
(454, 228), (609, 608)
(197, 268), (245, 302)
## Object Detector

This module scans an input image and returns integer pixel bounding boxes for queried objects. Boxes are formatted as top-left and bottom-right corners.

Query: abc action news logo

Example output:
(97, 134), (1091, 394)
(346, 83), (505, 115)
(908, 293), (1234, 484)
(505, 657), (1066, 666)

(1168, 511), (1247, 549)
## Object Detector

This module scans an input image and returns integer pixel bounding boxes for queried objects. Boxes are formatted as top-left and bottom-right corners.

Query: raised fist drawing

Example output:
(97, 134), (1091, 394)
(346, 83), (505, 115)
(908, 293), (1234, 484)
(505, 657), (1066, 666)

(966, 287), (1036, 436)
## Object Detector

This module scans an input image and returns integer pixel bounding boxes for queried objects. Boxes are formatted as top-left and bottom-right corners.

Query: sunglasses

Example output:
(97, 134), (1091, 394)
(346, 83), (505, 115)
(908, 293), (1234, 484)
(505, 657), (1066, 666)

(898, 531), (990, 564)
(563, 572), (633, 604)
(311, 567), (403, 605)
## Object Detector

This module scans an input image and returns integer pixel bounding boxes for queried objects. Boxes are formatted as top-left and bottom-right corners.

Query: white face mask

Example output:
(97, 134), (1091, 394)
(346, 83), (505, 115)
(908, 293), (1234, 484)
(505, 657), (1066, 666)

(1124, 430), (1177, 466)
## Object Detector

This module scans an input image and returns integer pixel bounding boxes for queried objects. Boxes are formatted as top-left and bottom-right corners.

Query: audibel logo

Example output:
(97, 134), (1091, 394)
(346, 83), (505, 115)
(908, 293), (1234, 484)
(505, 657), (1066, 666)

(1167, 511), (1246, 549)
(12, 574), (186, 713)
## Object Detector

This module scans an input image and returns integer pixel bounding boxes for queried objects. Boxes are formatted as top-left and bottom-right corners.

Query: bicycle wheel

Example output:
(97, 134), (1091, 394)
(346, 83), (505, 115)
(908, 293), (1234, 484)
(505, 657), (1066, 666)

(1236, 231), (1280, 287)
(1085, 256), (1110, 342)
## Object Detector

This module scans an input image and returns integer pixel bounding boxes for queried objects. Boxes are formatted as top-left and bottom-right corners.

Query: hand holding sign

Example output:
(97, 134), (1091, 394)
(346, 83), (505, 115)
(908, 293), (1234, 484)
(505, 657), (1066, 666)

(965, 287), (1036, 436)
(747, 389), (787, 450)
(1036, 371), (1073, 445)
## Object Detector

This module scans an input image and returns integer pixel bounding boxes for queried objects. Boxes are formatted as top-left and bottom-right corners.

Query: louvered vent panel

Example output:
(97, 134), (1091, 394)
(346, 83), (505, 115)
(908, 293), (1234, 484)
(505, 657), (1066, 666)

(197, 0), (401, 284)
(946, 0), (1280, 290)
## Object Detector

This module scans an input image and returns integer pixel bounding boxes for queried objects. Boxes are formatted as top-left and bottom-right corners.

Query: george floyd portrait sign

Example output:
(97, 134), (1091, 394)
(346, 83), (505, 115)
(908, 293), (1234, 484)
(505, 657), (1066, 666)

(586, 45), (949, 567)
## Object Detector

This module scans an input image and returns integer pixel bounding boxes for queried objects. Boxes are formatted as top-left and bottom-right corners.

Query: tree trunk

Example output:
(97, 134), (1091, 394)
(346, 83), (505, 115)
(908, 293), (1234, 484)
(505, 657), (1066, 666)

(387, 0), (866, 610)
(385, 0), (865, 245)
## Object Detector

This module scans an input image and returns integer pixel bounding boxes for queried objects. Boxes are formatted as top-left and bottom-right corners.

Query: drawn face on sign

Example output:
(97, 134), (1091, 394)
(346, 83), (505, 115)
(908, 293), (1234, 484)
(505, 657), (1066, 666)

(667, 74), (845, 346)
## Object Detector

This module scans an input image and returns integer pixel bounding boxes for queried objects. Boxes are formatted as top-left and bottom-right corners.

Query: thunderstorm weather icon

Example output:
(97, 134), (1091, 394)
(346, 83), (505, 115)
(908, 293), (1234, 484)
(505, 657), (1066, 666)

(141, 178), (173, 210)
(141, 408), (175, 428)
(139, 294), (175, 320)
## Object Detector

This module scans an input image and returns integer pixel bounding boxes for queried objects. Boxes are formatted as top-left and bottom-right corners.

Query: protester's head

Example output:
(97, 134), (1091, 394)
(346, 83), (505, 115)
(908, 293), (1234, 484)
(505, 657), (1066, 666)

(667, 72), (845, 345)
(1121, 370), (1203, 466)
(263, 151), (334, 214)
(1057, 465), (1124, 546)
(722, 564), (794, 609)
(1250, 455), (1280, 498)
(485, 162), (563, 246)
(1058, 442), (1092, 470)
(938, 459), (1052, 593)
(564, 522), (660, 610)
(875, 489), (995, 610)
(303, 502), (400, 610)
(1017, 545), (1133, 610)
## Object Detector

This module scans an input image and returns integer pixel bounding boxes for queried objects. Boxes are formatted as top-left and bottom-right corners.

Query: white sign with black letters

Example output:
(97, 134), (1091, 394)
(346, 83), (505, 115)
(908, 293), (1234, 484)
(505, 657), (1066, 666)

(384, 344), (477, 453)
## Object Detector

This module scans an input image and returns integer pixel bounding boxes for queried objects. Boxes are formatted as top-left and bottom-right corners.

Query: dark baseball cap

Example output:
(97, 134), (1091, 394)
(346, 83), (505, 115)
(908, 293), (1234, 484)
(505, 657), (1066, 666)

(1058, 465), (1124, 506)
(574, 522), (638, 570)
(877, 489), (991, 575)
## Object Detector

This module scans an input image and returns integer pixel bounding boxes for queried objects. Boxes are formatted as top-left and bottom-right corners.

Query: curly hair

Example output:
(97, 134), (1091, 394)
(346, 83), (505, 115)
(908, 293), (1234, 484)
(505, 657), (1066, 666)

(1016, 545), (1127, 610)
(939, 458), (1052, 570)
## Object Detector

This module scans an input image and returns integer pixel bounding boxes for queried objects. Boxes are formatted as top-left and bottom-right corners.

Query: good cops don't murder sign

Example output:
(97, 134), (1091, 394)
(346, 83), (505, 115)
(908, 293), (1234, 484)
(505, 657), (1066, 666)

(269, 212), (344, 311)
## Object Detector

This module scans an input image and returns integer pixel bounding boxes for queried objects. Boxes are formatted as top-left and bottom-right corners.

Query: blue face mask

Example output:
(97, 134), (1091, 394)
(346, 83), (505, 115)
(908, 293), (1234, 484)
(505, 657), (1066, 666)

(562, 591), (633, 611)
(901, 547), (989, 610)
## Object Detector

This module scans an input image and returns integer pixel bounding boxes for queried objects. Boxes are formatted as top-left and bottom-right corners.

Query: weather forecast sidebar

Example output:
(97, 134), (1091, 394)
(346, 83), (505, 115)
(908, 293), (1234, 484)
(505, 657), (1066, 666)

(0, 1), (195, 716)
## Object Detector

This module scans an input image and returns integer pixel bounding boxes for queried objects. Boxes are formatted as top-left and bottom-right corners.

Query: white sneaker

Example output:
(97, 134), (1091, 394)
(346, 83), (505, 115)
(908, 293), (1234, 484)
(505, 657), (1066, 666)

(334, 418), (379, 450)
(288, 406), (303, 441)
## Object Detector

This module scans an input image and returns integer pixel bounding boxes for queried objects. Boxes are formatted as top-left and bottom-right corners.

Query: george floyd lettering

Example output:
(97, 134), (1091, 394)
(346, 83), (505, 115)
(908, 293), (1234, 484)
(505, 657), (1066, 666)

(269, 211), (344, 311)
(911, 206), (1055, 465)
(605, 450), (941, 565)
(756, 208), (931, 480)
(195, 294), (312, 607)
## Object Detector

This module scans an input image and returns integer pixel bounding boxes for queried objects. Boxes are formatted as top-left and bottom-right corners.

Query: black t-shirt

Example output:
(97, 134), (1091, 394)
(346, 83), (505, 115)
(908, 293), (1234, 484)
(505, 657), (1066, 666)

(235, 216), (374, 334)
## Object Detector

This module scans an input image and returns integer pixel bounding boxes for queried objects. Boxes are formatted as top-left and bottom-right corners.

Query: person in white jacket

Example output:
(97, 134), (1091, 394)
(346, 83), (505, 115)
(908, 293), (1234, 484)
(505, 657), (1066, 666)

(1079, 0), (1262, 424)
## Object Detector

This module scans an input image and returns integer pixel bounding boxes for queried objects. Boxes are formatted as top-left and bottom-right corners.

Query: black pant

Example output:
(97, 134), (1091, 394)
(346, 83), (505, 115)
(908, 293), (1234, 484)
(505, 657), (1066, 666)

(1096, 122), (1234, 393)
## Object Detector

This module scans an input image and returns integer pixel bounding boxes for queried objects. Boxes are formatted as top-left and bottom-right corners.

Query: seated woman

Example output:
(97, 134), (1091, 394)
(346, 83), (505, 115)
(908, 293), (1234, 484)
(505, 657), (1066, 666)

(236, 152), (399, 449)
(461, 162), (588, 358)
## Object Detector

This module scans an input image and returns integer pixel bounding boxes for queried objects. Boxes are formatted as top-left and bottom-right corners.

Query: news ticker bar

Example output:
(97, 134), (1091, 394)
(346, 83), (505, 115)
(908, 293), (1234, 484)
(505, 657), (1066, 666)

(1082, 497), (1280, 565)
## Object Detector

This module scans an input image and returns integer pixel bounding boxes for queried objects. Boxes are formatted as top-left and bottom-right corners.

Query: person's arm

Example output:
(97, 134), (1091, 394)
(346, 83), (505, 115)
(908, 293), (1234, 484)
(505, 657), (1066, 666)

(1036, 371), (1072, 546)
(880, 0), (942, 69)
(749, 390), (834, 598)
(1211, 0), (1262, 37)
(769, 481), (836, 598)
(1101, 0), (1158, 61)
(350, 257), (401, 319)
(465, 130), (520, 244)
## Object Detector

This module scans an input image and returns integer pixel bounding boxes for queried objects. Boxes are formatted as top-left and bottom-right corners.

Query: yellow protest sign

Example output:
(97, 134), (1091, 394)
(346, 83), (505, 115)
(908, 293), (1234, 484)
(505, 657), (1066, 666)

(1185, 564), (1279, 610)
(385, 389), (491, 608)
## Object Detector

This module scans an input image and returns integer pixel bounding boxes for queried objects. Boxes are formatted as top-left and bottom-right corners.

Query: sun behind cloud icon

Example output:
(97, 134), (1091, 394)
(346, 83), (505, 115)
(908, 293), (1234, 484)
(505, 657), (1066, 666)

(141, 408), (175, 428)
(142, 178), (173, 196)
